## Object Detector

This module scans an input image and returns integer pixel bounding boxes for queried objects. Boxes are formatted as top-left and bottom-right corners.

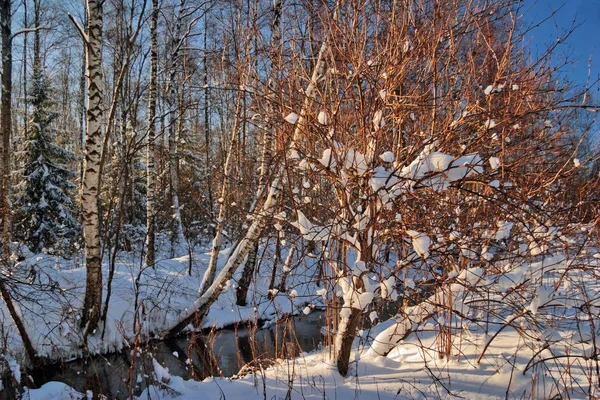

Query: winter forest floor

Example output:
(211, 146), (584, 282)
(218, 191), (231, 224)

(2, 231), (600, 399)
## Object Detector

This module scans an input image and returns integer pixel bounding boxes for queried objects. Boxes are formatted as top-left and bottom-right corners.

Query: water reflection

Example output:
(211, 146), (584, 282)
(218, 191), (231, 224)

(27, 311), (325, 399)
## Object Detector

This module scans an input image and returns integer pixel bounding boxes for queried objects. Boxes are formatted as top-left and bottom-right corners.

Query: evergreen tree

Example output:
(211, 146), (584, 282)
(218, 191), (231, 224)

(15, 64), (80, 253)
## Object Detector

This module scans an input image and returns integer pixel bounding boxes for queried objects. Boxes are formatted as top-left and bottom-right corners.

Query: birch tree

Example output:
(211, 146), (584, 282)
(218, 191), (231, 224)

(145, 0), (158, 268)
(73, 0), (104, 335)
(165, 0), (188, 257)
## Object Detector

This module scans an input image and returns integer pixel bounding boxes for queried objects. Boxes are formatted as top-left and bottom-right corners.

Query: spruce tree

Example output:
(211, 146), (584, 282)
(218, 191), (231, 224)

(15, 63), (80, 254)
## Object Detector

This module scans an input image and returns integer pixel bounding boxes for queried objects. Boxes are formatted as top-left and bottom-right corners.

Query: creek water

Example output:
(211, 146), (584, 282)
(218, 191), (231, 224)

(27, 311), (325, 399)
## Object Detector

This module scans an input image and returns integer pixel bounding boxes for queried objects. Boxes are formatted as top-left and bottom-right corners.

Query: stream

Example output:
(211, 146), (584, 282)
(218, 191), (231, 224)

(26, 311), (325, 399)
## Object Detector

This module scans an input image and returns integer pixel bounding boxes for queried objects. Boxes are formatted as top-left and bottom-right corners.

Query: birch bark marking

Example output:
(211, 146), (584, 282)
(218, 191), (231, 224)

(0, 0), (12, 255)
(80, 0), (104, 335)
(145, 0), (158, 268)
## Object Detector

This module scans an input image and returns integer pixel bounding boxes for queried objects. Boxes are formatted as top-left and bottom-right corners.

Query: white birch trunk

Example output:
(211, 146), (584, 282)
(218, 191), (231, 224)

(80, 0), (104, 335)
(145, 0), (158, 268)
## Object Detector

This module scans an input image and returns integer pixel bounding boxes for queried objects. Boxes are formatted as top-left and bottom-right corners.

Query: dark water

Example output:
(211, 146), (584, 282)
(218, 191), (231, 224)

(25, 312), (325, 399)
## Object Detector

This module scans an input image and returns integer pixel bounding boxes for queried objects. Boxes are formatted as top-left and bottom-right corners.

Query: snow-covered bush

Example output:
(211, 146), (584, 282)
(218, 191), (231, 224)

(273, 0), (595, 381)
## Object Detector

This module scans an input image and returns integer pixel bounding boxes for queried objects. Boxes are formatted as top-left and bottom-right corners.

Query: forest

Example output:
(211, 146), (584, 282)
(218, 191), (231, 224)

(0, 0), (599, 398)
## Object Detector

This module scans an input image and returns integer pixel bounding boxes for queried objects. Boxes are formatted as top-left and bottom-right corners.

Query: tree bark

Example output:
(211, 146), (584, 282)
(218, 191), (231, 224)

(235, 242), (258, 306)
(335, 307), (362, 376)
(145, 0), (158, 268)
(0, 0), (12, 256)
(0, 277), (39, 365)
(166, 0), (187, 257)
(202, 13), (214, 237)
(80, 0), (104, 335)
(21, 0), (28, 147)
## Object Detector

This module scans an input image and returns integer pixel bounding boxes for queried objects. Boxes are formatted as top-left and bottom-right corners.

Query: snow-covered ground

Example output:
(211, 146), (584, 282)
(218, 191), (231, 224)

(3, 232), (600, 399)
(1, 240), (322, 361)
(23, 323), (596, 399)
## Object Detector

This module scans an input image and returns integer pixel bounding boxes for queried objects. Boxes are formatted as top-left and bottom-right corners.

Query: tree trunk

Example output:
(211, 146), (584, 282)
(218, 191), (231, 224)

(0, 0), (12, 256)
(166, 0), (187, 257)
(21, 0), (28, 147)
(80, 0), (104, 336)
(78, 21), (86, 189)
(203, 14), (214, 237)
(145, 0), (158, 268)
(235, 0), (281, 305)
(335, 307), (362, 376)
(198, 88), (244, 296)
(167, 175), (282, 336)
(235, 242), (258, 306)
(277, 245), (294, 293)
(0, 277), (39, 365)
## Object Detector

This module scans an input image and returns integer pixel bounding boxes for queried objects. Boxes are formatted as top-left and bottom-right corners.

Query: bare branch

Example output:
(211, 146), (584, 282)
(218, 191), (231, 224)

(67, 13), (89, 45)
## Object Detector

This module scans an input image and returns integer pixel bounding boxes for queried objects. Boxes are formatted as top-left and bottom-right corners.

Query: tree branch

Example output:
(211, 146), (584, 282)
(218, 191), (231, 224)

(10, 26), (48, 41)
(67, 13), (89, 45)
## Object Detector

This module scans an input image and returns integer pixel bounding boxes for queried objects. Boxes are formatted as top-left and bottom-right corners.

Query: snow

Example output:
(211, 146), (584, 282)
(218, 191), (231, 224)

(368, 148), (483, 199)
(489, 156), (501, 170)
(318, 148), (336, 168)
(291, 210), (331, 241)
(344, 148), (368, 174)
(153, 358), (171, 383)
(3, 208), (599, 400)
(7, 239), (600, 400)
(372, 110), (384, 130)
(380, 276), (397, 299)
(484, 119), (497, 129)
(379, 151), (394, 163)
(317, 110), (328, 125)
(284, 112), (299, 124)
(494, 221), (514, 240)
(407, 230), (431, 259)
(23, 382), (84, 400)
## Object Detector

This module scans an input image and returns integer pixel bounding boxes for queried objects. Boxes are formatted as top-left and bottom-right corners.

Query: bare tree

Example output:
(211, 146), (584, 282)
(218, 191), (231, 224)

(145, 0), (158, 268)
(0, 0), (12, 255)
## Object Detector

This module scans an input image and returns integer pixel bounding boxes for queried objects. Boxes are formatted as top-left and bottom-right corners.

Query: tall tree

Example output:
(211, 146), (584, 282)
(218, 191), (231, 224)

(145, 0), (158, 267)
(72, 0), (104, 335)
(165, 0), (188, 257)
(0, 0), (12, 256)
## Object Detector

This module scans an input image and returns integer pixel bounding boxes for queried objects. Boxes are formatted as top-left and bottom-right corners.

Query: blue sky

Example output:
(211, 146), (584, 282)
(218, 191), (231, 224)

(522, 0), (600, 88)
